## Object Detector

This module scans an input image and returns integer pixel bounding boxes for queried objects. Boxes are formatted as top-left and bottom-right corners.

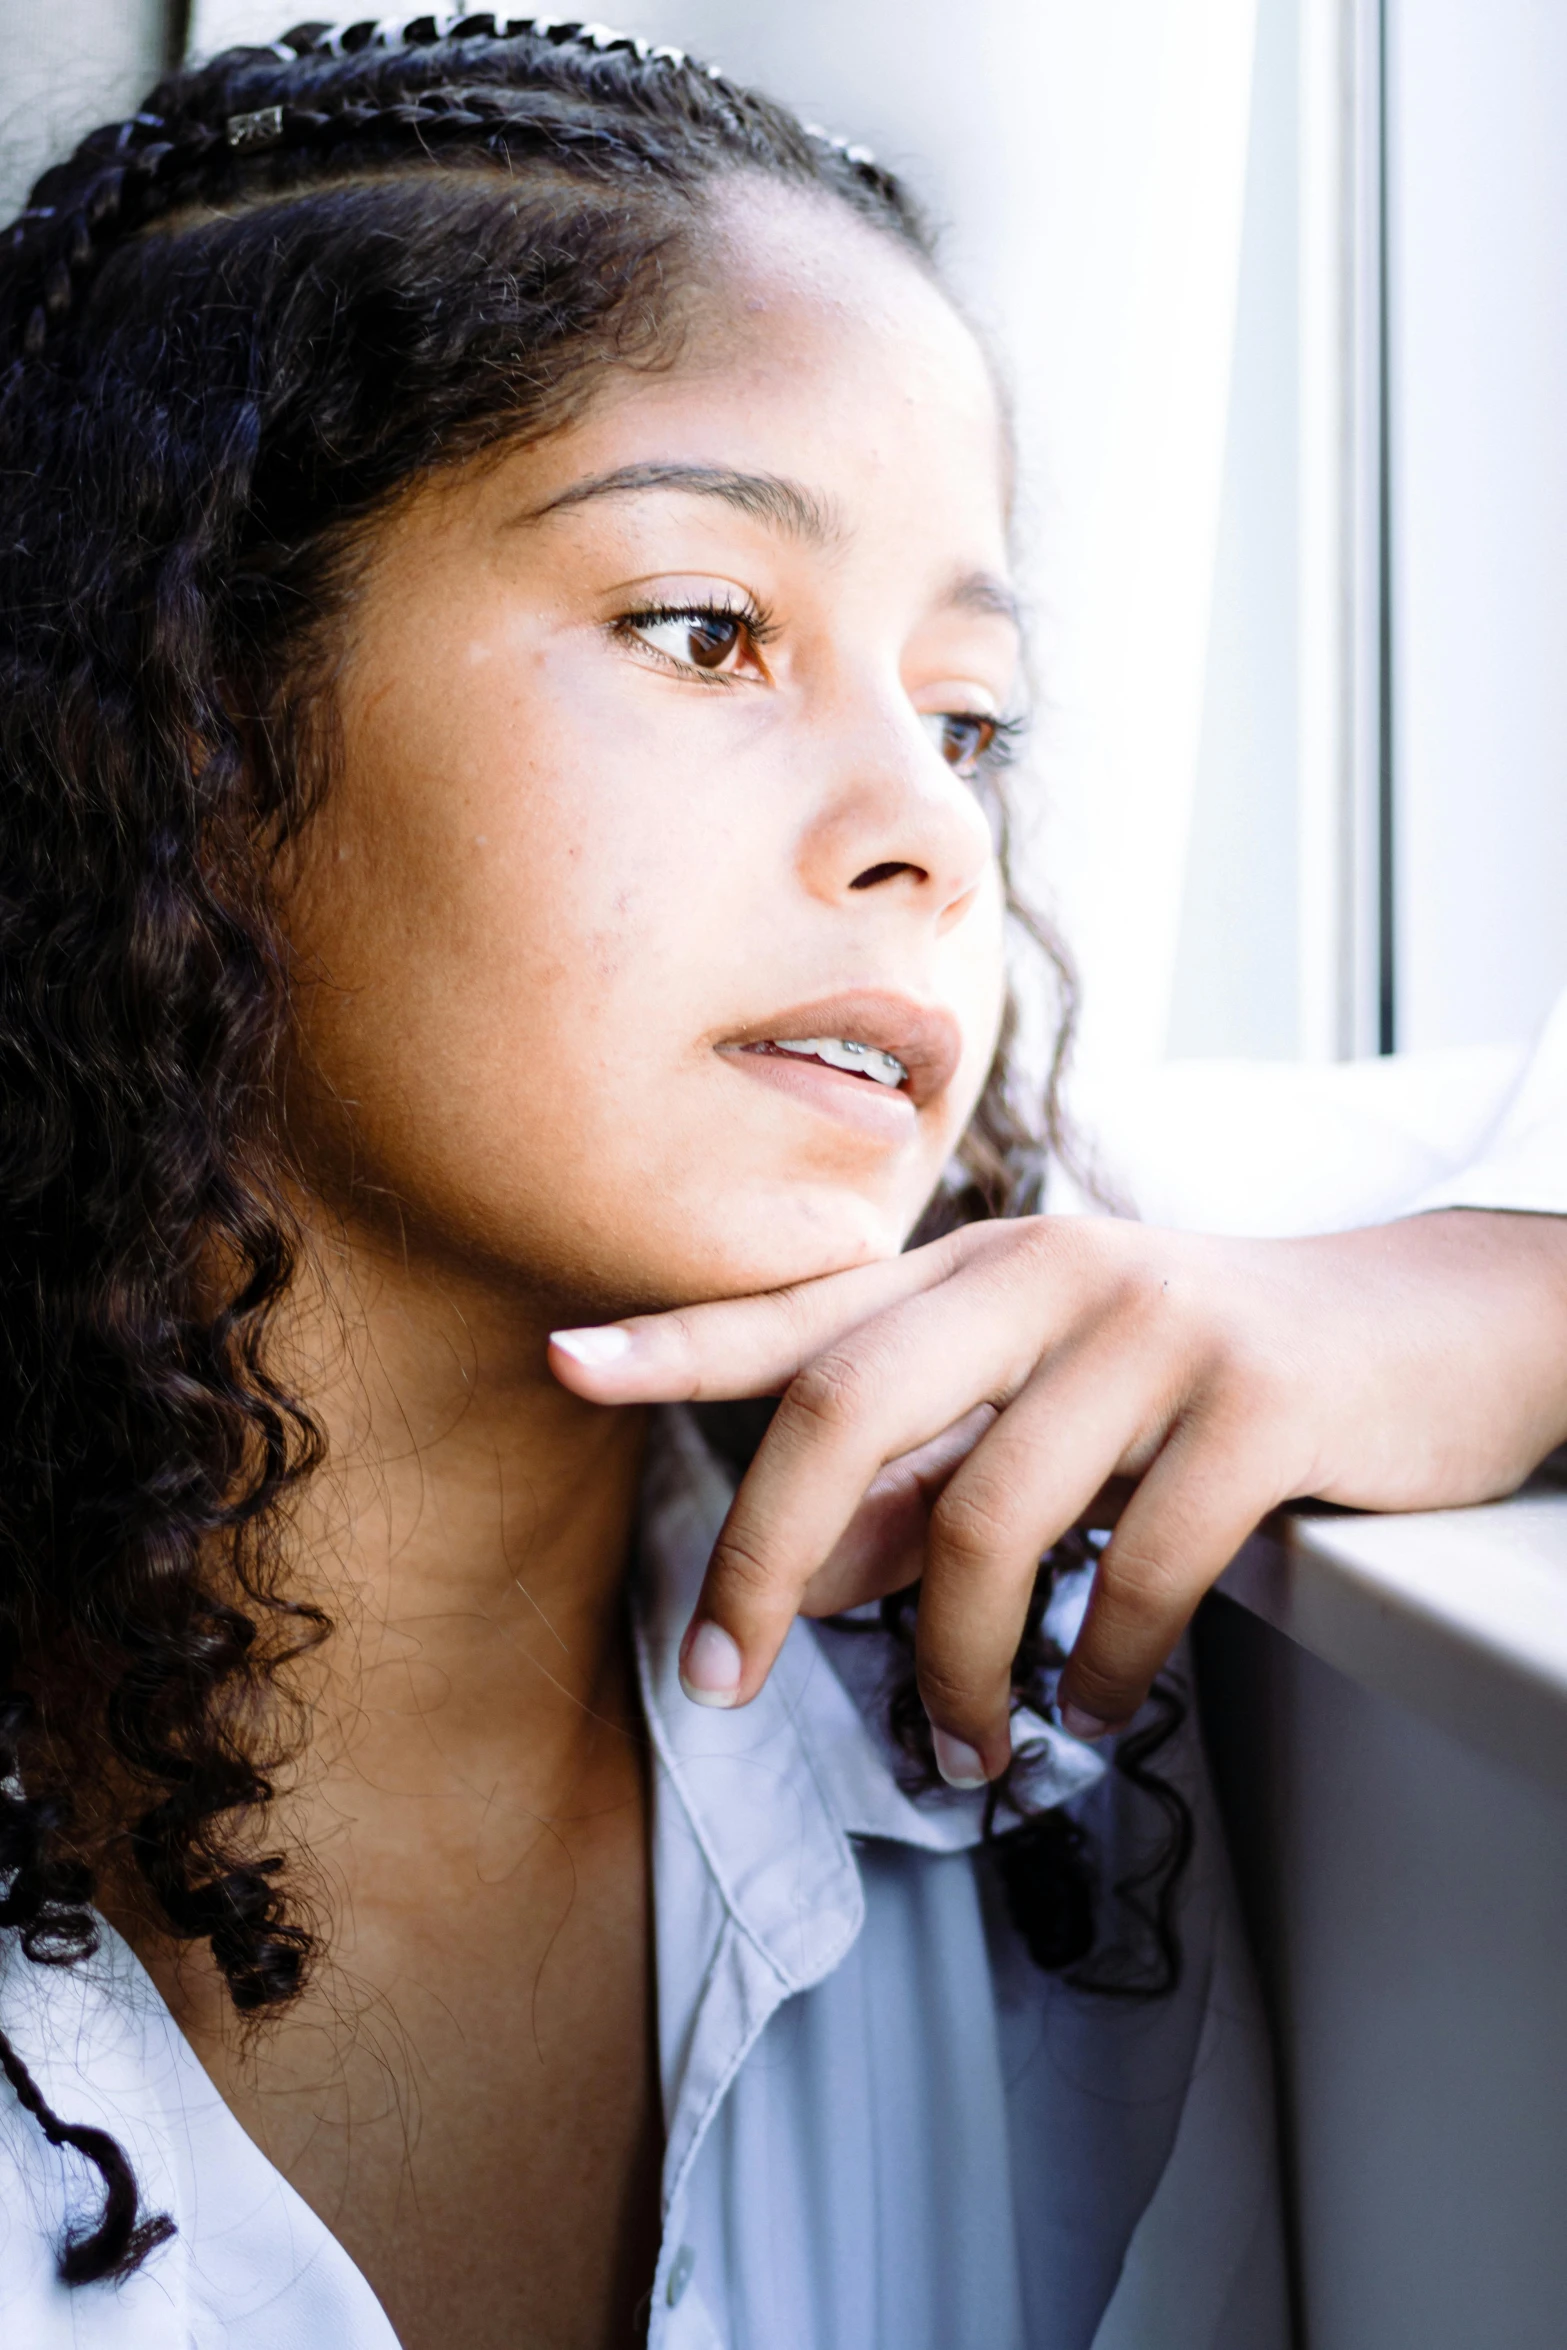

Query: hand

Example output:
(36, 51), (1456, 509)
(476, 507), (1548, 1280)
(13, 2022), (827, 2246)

(549, 1210), (1567, 1783)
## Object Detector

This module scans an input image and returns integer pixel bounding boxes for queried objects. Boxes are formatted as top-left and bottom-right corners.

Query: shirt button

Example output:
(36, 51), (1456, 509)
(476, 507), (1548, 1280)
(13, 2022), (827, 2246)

(666, 2243), (697, 2307)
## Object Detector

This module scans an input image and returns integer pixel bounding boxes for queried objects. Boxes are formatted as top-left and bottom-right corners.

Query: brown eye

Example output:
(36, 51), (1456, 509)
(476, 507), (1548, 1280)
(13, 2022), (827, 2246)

(623, 608), (749, 674)
(927, 712), (999, 778)
(685, 614), (742, 669)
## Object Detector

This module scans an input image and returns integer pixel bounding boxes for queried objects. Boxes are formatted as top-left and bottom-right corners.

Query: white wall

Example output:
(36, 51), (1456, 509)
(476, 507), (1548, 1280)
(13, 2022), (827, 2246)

(1388, 0), (1567, 1052)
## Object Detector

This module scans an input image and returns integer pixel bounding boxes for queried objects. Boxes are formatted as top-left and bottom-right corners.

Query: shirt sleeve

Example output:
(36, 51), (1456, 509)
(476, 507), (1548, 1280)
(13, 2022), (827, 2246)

(1407, 987), (1567, 1217)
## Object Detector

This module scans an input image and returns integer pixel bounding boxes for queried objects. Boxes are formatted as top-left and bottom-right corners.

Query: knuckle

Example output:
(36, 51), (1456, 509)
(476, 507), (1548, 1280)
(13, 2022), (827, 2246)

(775, 1279), (832, 1358)
(1002, 1217), (1185, 1343)
(915, 1657), (995, 1721)
(655, 1308), (704, 1382)
(782, 1346), (878, 1438)
(929, 1471), (1019, 1567)
(708, 1524), (782, 1608)
(1010, 1215), (1066, 1279)
(1214, 1347), (1295, 1433)
(972, 1215), (1057, 1302)
(1105, 1258), (1180, 1334)
(1153, 1410), (1295, 1527)
(1044, 1208), (1142, 1282)
(1067, 1659), (1145, 1720)
(920, 1224), (975, 1279)
(1101, 1540), (1194, 1614)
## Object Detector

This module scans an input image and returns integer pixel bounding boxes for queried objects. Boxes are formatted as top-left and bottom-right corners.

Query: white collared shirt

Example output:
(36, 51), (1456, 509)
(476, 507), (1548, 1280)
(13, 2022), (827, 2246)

(0, 1402), (1287, 2350)
(636, 1410), (1287, 2350)
(5, 990), (1566, 2347)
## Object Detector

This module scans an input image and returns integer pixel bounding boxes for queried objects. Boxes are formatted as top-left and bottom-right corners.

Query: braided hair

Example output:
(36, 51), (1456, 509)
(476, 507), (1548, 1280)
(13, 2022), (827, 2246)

(4, 16), (916, 363)
(0, 15), (1174, 2291)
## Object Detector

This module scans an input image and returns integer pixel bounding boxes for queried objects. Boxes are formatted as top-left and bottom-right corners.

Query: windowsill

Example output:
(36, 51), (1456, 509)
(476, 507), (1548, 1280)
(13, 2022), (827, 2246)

(1218, 1475), (1567, 1797)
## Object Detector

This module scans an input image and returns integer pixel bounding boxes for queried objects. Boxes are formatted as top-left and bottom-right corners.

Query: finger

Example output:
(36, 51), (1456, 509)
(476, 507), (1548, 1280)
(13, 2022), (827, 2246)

(547, 1231), (975, 1405)
(913, 1332), (1171, 1780)
(681, 1243), (1069, 1707)
(798, 1405), (997, 1618)
(1076, 1473), (1136, 1533)
(1054, 1414), (1287, 1735)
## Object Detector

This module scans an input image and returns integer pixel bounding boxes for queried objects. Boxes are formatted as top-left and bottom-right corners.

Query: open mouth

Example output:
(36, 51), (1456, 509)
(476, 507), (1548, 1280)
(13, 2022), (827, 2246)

(715, 994), (963, 1117)
(741, 1036), (909, 1089)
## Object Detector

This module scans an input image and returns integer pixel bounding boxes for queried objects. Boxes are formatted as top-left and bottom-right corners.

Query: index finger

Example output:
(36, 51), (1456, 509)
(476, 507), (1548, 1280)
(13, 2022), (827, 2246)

(547, 1230), (973, 1404)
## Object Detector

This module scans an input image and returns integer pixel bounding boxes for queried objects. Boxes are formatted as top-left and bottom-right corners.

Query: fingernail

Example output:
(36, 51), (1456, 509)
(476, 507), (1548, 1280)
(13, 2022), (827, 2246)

(931, 1728), (989, 1790)
(679, 1621), (743, 1708)
(1058, 1701), (1111, 1743)
(551, 1325), (633, 1369)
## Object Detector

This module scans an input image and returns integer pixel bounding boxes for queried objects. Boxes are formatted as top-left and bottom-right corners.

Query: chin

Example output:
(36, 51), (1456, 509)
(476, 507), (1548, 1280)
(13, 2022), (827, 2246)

(606, 1181), (919, 1313)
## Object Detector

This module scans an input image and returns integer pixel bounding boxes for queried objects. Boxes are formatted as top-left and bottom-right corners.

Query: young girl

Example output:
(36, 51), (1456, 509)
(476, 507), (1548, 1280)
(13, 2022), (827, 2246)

(3, 19), (1566, 2349)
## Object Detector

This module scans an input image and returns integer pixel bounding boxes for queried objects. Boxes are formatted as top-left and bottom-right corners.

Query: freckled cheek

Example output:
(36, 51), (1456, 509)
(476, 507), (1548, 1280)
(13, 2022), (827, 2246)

(439, 791), (745, 1100)
(316, 637), (776, 1128)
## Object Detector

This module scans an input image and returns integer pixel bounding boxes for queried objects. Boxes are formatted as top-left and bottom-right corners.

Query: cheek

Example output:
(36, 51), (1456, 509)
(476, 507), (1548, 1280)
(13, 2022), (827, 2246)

(281, 661), (764, 1259)
(280, 647), (1006, 1313)
(316, 637), (711, 997)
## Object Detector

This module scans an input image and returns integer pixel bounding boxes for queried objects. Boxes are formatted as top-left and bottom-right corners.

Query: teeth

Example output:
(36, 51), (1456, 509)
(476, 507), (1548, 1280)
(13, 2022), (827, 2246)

(772, 1036), (908, 1087)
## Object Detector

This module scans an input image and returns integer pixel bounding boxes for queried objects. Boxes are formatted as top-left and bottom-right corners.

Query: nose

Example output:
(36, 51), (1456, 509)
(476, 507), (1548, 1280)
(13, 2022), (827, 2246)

(795, 703), (995, 930)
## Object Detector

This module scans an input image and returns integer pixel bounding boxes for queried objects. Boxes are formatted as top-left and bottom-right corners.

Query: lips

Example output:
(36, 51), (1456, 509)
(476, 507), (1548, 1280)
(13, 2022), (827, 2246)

(715, 991), (964, 1110)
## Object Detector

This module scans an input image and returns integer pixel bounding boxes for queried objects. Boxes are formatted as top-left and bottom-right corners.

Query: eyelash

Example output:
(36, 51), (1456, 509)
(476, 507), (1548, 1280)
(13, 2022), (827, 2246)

(974, 713), (1027, 770)
(610, 598), (1027, 777)
(610, 594), (778, 683)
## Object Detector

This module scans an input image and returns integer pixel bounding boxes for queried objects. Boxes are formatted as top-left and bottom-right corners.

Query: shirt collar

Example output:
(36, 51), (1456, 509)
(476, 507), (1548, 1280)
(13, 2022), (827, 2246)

(634, 1406), (1106, 1988)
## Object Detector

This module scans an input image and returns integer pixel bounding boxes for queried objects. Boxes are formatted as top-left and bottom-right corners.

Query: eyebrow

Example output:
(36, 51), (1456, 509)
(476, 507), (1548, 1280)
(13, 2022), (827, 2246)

(524, 461), (843, 543)
(946, 570), (1022, 630)
(521, 461), (1020, 630)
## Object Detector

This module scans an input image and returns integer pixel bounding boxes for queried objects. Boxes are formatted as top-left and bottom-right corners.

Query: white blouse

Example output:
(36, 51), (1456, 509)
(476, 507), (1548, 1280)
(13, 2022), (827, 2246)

(0, 1409), (1283, 2350)
(2, 997), (1564, 2349)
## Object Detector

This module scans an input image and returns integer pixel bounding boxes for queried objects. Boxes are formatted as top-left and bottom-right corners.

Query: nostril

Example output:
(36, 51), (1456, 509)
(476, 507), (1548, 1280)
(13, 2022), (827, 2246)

(849, 860), (922, 891)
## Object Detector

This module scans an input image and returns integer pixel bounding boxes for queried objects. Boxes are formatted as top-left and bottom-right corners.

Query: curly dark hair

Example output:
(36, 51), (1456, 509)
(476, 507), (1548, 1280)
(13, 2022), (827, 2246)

(0, 14), (1186, 2290)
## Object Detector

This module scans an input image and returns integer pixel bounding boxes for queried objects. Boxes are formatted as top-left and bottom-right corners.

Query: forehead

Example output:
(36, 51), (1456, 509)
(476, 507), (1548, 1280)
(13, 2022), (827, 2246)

(508, 176), (1012, 569)
(686, 175), (1007, 510)
(691, 173), (990, 395)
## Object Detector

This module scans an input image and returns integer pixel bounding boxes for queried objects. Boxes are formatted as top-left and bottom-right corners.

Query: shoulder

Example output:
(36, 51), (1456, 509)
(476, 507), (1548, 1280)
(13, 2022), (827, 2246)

(0, 1923), (190, 2341)
(0, 1924), (399, 2348)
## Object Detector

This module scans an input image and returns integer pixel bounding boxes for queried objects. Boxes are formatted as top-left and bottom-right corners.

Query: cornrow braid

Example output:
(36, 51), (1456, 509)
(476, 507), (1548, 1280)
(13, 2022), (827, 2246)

(2, 15), (906, 365)
(7, 113), (221, 358)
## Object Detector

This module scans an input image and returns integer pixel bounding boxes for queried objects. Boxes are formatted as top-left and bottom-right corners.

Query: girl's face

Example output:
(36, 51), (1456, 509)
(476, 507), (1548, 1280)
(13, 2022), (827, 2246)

(284, 181), (1017, 1318)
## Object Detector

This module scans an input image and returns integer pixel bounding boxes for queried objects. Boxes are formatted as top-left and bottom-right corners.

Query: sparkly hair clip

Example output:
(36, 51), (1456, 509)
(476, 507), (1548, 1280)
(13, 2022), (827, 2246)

(226, 104), (285, 151)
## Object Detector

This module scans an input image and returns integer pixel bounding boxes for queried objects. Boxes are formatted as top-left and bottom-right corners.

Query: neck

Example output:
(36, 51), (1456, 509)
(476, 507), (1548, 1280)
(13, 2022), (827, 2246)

(288, 1205), (650, 1801)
